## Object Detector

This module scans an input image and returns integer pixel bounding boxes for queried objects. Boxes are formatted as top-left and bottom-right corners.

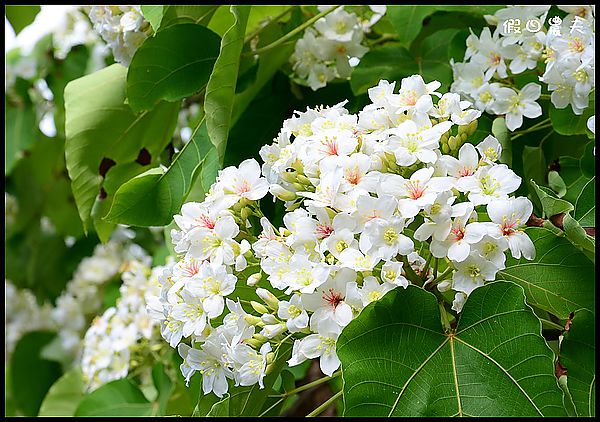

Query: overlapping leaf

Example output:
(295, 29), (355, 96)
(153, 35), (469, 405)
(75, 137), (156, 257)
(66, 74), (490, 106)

(127, 23), (221, 112)
(559, 309), (595, 417)
(337, 282), (567, 417)
(74, 379), (154, 416)
(497, 227), (594, 319)
(64, 64), (179, 234)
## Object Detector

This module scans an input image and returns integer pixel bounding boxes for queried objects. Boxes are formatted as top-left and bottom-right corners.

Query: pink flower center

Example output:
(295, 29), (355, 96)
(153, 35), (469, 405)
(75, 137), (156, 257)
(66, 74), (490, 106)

(236, 180), (252, 194)
(458, 166), (474, 177)
(346, 169), (361, 185)
(406, 181), (426, 200)
(183, 260), (200, 277)
(196, 214), (215, 229)
(316, 224), (334, 239)
(451, 226), (465, 242)
(322, 288), (343, 309)
(321, 138), (339, 156)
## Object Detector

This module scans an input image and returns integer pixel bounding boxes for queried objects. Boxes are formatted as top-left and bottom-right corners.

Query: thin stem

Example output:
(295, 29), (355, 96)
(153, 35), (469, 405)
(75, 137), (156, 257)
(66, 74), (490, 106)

(439, 301), (452, 332)
(433, 257), (439, 279)
(421, 252), (433, 280)
(430, 266), (453, 286)
(511, 118), (551, 140)
(258, 396), (286, 417)
(538, 129), (554, 149)
(401, 255), (423, 287)
(243, 5), (342, 57)
(306, 390), (343, 417)
(269, 371), (341, 398)
(244, 6), (296, 43)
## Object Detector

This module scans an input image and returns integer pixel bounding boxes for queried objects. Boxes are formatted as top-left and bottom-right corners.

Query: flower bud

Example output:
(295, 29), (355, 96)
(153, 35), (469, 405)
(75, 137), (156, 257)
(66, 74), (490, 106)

(467, 119), (478, 135)
(448, 136), (459, 151)
(246, 272), (262, 286)
(251, 301), (269, 315)
(296, 174), (312, 186)
(281, 168), (298, 183)
(244, 314), (264, 326)
(261, 323), (286, 339)
(252, 333), (269, 343)
(256, 288), (279, 310)
(266, 352), (275, 364)
(460, 132), (468, 143)
(261, 313), (278, 324)
(457, 124), (468, 135)
(437, 280), (452, 292)
(441, 142), (450, 154)
(292, 182), (307, 191)
(270, 184), (297, 201)
(245, 337), (264, 349)
(240, 207), (253, 221)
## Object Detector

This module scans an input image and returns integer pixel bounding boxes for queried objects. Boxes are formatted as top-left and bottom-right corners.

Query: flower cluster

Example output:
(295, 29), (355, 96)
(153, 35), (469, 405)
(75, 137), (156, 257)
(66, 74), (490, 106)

(87, 6), (150, 66)
(148, 75), (536, 398)
(451, 5), (595, 130)
(290, 6), (386, 91)
(51, 227), (151, 358)
(81, 258), (164, 391)
(5, 280), (54, 360)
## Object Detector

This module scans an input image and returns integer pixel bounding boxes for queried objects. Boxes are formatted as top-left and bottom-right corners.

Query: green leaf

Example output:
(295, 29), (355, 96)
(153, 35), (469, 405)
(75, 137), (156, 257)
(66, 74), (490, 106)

(64, 64), (179, 233)
(38, 368), (85, 416)
(523, 145), (547, 188)
(104, 122), (218, 226)
(205, 5), (251, 163)
(562, 213), (595, 261)
(5, 5), (40, 34)
(5, 98), (37, 175)
(491, 117), (512, 166)
(141, 5), (164, 32)
(207, 394), (231, 416)
(497, 227), (594, 319)
(74, 379), (154, 416)
(127, 24), (221, 113)
(152, 363), (174, 416)
(560, 309), (595, 416)
(337, 282), (566, 416)
(558, 141), (595, 204)
(10, 331), (62, 416)
(350, 46), (419, 95)
(548, 170), (567, 198)
(387, 5), (502, 47)
(549, 94), (594, 136)
(574, 176), (595, 228)
(530, 181), (574, 218)
(160, 5), (219, 30)
(417, 28), (462, 89)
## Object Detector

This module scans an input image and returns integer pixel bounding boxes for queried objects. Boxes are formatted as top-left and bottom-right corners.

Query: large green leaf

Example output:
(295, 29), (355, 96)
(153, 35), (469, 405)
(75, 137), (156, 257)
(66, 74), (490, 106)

(74, 379), (154, 416)
(559, 141), (595, 205)
(573, 177), (595, 228)
(104, 122), (218, 227)
(204, 5), (251, 164)
(127, 24), (221, 112)
(160, 5), (219, 30)
(497, 227), (594, 319)
(350, 46), (418, 95)
(337, 282), (566, 417)
(64, 64), (179, 234)
(387, 5), (503, 48)
(560, 309), (595, 417)
(38, 368), (85, 416)
(10, 331), (62, 417)
(549, 94), (595, 136)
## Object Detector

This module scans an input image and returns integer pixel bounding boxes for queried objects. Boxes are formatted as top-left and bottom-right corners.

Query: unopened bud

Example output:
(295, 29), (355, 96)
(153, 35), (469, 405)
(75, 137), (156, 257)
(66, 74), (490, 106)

(458, 124), (468, 135)
(240, 207), (253, 221)
(296, 174), (312, 186)
(244, 314), (264, 326)
(261, 313), (278, 324)
(281, 168), (297, 183)
(261, 323), (286, 339)
(292, 182), (306, 191)
(246, 272), (262, 287)
(256, 288), (279, 310)
(266, 352), (275, 364)
(270, 184), (297, 201)
(441, 142), (450, 154)
(437, 280), (452, 292)
(460, 133), (468, 143)
(251, 301), (269, 314)
(245, 337), (264, 349)
(252, 333), (269, 343)
(467, 119), (478, 135)
(448, 136), (459, 151)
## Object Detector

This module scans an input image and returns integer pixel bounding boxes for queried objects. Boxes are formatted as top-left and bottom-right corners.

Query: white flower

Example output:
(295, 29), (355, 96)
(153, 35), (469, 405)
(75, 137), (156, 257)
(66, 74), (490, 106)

(216, 159), (270, 207)
(456, 164), (521, 205)
(231, 343), (271, 388)
(491, 83), (542, 130)
(187, 337), (232, 398)
(360, 276), (395, 306)
(277, 294), (309, 332)
(476, 135), (502, 163)
(290, 326), (341, 376)
(486, 197), (535, 260)
(452, 253), (500, 295)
